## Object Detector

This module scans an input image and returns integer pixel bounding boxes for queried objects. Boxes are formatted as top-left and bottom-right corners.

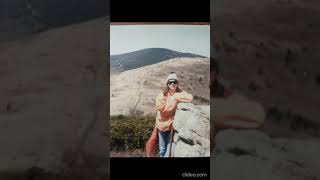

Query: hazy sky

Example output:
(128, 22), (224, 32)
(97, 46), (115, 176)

(110, 25), (210, 57)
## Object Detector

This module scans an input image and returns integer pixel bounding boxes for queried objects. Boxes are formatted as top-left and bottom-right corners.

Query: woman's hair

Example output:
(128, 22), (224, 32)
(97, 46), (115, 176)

(163, 85), (182, 95)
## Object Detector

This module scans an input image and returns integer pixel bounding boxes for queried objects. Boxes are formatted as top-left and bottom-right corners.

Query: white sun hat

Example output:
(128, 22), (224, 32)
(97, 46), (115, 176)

(166, 72), (178, 82)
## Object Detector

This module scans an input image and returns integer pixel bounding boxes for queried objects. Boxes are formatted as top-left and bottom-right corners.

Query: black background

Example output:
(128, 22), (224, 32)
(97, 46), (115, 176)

(111, 0), (210, 22)
(111, 158), (210, 180)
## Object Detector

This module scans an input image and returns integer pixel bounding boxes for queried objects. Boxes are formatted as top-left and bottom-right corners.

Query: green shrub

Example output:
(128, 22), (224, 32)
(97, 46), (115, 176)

(110, 115), (155, 151)
(194, 95), (210, 104)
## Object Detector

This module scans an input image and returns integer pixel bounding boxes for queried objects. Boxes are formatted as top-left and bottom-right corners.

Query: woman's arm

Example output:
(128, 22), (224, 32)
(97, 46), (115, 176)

(156, 93), (166, 111)
(175, 91), (193, 103)
(161, 100), (178, 116)
(176, 98), (193, 103)
(156, 101), (166, 111)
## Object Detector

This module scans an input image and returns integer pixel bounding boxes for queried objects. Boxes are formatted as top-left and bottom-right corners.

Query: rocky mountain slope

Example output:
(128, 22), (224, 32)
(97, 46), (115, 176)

(0, 17), (108, 178)
(110, 57), (210, 116)
(212, 0), (320, 125)
(213, 130), (320, 180)
(211, 0), (320, 179)
(0, 0), (108, 41)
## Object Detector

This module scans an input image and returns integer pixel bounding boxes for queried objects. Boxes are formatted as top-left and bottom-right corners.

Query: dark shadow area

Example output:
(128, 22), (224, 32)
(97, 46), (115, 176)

(211, 0), (320, 179)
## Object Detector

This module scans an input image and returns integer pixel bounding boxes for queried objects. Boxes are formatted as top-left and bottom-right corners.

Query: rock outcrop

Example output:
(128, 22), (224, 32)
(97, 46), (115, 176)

(212, 129), (320, 180)
(213, 93), (265, 129)
(173, 103), (210, 157)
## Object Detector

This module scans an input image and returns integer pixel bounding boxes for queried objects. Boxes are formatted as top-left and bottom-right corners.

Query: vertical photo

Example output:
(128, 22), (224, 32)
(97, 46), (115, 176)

(110, 23), (210, 157)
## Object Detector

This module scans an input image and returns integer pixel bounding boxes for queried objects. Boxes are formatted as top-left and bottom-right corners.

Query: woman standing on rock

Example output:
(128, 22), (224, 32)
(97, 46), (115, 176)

(146, 72), (193, 157)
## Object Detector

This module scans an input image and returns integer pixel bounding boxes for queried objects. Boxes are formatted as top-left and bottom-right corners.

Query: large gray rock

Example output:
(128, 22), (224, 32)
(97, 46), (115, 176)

(212, 129), (320, 180)
(173, 103), (210, 157)
(213, 94), (265, 129)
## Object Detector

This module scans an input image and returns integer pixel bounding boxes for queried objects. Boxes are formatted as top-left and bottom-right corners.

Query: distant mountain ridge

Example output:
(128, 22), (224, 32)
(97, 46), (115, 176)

(0, 0), (108, 41)
(110, 48), (207, 72)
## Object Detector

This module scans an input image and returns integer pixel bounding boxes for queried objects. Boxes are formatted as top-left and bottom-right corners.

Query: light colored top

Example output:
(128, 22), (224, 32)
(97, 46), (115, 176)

(155, 90), (193, 131)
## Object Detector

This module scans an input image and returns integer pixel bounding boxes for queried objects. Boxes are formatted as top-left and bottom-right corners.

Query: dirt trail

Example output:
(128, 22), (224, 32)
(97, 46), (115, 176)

(132, 71), (149, 113)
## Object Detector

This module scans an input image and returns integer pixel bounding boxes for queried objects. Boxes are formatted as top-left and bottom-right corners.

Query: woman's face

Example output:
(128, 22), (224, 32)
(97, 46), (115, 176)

(167, 80), (178, 91)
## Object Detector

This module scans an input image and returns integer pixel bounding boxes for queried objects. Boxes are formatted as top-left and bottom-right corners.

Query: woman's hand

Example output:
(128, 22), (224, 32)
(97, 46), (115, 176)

(174, 98), (180, 103)
(174, 99), (179, 106)
(161, 97), (167, 104)
(161, 100), (178, 117)
(156, 95), (167, 111)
